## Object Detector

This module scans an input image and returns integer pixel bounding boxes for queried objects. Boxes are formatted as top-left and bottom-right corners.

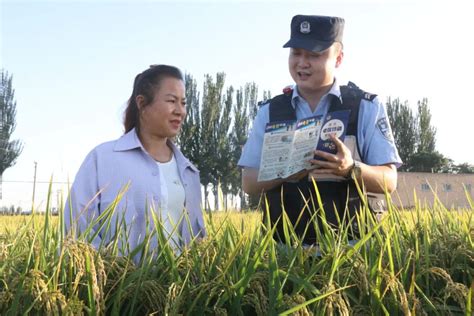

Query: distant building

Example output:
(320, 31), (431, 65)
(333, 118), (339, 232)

(391, 172), (474, 209)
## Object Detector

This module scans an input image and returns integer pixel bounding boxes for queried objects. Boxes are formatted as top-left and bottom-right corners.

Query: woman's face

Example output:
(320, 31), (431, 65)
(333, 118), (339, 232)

(138, 77), (186, 139)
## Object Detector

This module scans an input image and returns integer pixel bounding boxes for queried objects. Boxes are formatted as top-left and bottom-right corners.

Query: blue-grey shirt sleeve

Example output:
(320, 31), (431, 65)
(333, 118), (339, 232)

(358, 97), (402, 167)
(64, 148), (103, 248)
(237, 104), (270, 168)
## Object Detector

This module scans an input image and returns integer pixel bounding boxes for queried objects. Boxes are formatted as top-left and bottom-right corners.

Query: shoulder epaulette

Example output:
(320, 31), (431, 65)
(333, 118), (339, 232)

(362, 92), (377, 101)
(345, 81), (377, 101)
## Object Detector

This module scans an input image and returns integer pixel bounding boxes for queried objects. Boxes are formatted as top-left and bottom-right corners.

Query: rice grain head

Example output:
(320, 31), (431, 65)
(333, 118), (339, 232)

(62, 238), (106, 313)
(321, 283), (349, 316)
(282, 293), (312, 316)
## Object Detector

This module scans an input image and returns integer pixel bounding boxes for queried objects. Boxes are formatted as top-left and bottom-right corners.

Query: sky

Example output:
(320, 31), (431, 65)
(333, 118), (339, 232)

(1, 0), (473, 210)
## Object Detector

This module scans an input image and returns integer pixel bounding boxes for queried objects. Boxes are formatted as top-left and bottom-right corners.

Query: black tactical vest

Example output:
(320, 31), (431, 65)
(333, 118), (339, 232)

(263, 82), (376, 244)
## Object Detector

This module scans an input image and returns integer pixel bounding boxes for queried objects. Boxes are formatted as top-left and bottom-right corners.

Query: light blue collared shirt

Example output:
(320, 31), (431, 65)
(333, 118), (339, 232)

(64, 128), (206, 253)
(238, 80), (402, 169)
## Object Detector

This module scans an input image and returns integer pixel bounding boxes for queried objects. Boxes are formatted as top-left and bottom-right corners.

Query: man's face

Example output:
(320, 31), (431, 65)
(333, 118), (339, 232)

(288, 44), (343, 94)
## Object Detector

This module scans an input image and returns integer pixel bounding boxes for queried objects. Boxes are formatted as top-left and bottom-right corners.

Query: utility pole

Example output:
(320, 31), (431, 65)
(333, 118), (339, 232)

(31, 161), (37, 212)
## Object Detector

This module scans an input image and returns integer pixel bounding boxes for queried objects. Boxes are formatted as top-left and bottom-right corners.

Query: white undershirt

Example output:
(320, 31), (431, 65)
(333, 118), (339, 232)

(156, 154), (185, 248)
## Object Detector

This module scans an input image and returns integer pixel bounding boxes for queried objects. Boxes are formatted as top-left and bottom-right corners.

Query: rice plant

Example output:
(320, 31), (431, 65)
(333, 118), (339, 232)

(0, 185), (472, 315)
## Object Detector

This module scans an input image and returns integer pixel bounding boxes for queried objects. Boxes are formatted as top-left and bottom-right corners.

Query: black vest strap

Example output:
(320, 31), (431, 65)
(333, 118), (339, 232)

(333, 82), (364, 158)
(269, 93), (295, 122)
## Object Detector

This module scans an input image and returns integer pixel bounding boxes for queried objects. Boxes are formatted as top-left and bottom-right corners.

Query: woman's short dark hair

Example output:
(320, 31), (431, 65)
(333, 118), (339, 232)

(124, 64), (184, 133)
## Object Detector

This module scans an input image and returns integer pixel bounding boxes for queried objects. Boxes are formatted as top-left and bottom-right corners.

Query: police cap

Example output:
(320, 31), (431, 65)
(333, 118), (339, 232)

(283, 15), (345, 52)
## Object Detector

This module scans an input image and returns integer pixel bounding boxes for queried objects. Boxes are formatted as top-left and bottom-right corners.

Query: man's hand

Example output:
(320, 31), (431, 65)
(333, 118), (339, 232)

(309, 134), (354, 178)
(306, 134), (398, 193)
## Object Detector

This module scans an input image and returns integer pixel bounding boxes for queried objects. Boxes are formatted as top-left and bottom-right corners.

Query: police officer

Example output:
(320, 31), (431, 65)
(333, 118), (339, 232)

(238, 15), (402, 244)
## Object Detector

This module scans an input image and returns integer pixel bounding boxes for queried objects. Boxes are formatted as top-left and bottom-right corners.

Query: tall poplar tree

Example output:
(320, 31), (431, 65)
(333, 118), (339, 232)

(177, 73), (201, 164)
(244, 83), (262, 209)
(229, 83), (260, 210)
(199, 73), (225, 210)
(386, 97), (417, 171)
(0, 70), (23, 199)
(214, 85), (233, 210)
(416, 98), (436, 153)
(407, 97), (444, 172)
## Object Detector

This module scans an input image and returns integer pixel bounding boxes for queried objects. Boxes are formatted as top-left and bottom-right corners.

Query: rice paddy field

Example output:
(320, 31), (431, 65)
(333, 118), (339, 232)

(0, 195), (473, 315)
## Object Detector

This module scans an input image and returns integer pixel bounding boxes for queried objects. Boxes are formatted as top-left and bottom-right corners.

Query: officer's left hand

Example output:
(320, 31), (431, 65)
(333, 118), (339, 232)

(308, 134), (354, 177)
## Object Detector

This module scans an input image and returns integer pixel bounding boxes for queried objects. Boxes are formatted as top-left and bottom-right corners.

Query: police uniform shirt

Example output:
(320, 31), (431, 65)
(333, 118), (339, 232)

(238, 80), (402, 169)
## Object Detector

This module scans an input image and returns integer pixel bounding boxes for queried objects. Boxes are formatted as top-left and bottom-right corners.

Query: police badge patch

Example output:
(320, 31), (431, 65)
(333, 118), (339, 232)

(300, 21), (311, 34)
(377, 117), (394, 142)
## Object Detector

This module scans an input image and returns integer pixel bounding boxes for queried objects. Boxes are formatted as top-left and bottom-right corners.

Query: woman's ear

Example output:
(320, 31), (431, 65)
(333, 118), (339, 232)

(136, 95), (144, 111)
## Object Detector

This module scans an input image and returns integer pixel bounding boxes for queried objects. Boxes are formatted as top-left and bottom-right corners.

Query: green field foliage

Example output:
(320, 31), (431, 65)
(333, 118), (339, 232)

(0, 194), (473, 315)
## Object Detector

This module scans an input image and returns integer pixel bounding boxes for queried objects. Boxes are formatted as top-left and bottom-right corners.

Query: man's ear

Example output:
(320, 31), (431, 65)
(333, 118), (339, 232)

(335, 50), (344, 68)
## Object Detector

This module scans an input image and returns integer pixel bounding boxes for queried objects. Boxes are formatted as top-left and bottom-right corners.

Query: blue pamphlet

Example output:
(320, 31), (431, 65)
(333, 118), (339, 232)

(257, 110), (351, 181)
(314, 110), (351, 160)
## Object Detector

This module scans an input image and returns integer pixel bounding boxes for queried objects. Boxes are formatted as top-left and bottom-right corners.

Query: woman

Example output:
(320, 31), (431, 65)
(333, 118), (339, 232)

(64, 64), (206, 254)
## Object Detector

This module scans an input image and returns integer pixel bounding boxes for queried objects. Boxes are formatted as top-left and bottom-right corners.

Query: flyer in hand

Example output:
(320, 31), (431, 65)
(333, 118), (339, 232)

(314, 110), (352, 157)
(257, 110), (350, 181)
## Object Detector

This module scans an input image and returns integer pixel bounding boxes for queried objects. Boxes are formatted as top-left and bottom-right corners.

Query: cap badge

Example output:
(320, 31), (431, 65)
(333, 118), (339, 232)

(300, 21), (311, 34)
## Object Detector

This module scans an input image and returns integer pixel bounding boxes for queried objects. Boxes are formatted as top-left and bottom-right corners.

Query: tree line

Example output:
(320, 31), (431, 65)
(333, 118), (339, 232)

(176, 73), (269, 211)
(386, 97), (474, 173)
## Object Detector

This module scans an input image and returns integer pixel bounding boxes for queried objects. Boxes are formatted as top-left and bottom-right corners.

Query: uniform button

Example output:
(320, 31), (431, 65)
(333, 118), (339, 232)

(152, 172), (158, 176)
